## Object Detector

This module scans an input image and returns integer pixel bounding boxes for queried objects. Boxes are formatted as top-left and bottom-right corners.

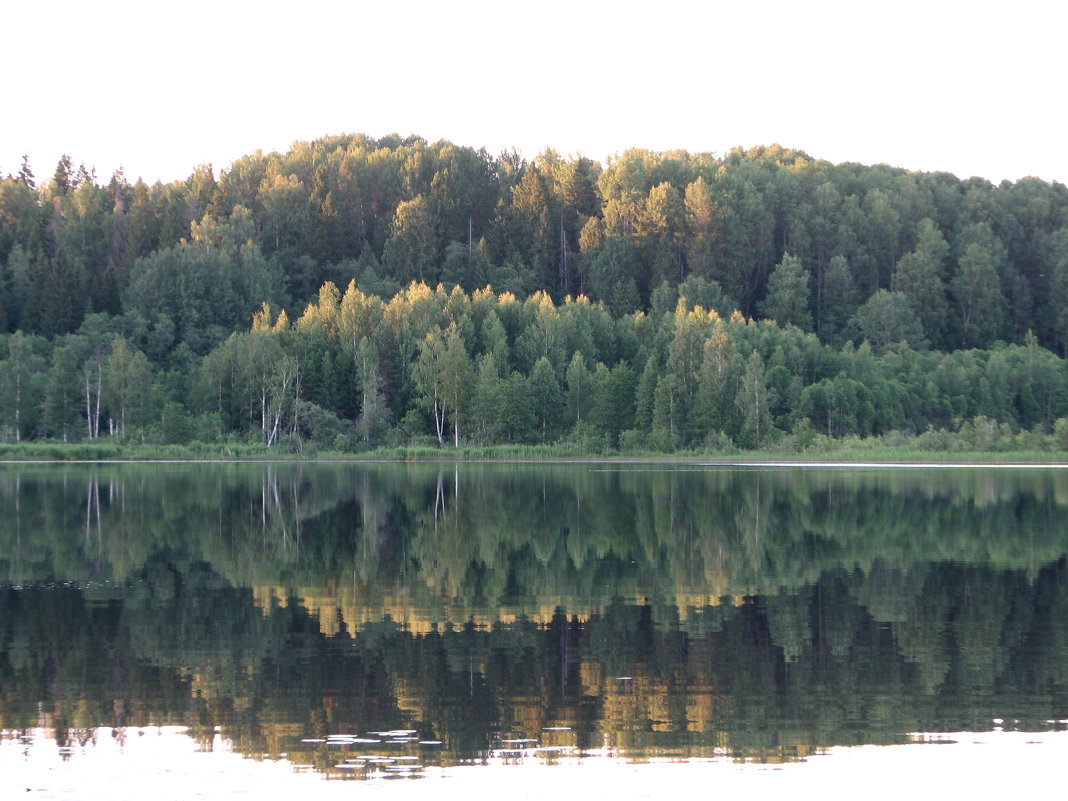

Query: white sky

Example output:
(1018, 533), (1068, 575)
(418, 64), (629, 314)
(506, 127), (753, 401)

(2, 0), (1065, 186)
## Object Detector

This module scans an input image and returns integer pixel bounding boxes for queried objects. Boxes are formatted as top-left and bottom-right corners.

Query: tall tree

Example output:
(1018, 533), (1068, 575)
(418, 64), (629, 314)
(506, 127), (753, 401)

(760, 253), (812, 331)
(15, 154), (35, 188)
(382, 195), (437, 284)
(102, 336), (152, 438)
(735, 350), (772, 448)
(41, 345), (82, 441)
(891, 221), (950, 349)
(355, 336), (389, 444)
(0, 332), (45, 440)
(565, 351), (590, 426)
(820, 254), (859, 343)
(1048, 228), (1068, 356)
(693, 324), (740, 439)
(506, 165), (556, 289)
(641, 182), (686, 287)
(663, 300), (709, 443)
(952, 243), (1005, 349)
(414, 327), (448, 446)
(470, 352), (503, 444)
(850, 289), (926, 350)
(440, 323), (473, 447)
(683, 176), (716, 281)
(529, 356), (562, 442)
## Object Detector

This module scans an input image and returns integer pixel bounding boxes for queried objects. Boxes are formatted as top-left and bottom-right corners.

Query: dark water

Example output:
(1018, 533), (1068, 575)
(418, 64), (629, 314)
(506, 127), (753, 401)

(1, 463), (1067, 797)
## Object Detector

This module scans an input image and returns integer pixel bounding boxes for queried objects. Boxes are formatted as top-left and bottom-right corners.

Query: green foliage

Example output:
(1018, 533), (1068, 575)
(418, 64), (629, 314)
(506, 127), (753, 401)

(1, 140), (1065, 350)
(528, 356), (562, 442)
(819, 254), (859, 343)
(583, 236), (641, 316)
(1046, 227), (1068, 354)
(850, 289), (927, 350)
(124, 228), (284, 353)
(40, 345), (83, 441)
(760, 253), (812, 331)
(735, 350), (773, 447)
(355, 337), (390, 445)
(5, 138), (1068, 454)
(953, 242), (1005, 348)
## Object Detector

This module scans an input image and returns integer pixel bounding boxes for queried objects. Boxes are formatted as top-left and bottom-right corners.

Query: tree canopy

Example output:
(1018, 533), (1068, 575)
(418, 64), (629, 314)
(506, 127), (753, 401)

(3, 135), (1068, 451)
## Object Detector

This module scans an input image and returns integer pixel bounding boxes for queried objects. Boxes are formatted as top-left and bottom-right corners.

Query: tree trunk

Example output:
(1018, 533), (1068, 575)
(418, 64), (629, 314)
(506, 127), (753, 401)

(433, 396), (445, 447)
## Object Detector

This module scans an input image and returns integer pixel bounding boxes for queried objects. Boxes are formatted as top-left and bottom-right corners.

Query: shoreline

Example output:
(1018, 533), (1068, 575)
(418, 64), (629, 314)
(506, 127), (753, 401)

(1, 446), (1067, 467)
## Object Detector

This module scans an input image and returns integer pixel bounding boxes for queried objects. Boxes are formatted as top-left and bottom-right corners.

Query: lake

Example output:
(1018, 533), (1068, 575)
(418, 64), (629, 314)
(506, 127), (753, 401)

(1, 462), (1066, 799)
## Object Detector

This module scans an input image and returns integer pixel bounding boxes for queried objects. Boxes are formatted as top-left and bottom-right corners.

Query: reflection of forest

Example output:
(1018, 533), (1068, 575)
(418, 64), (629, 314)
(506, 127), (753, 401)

(1, 464), (1067, 767)
(2, 463), (1066, 598)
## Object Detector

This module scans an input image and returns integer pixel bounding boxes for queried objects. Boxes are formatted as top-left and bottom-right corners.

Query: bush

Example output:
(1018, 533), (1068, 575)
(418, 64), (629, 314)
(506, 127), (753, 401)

(701, 430), (736, 454)
(333, 432), (355, 453)
(790, 418), (817, 453)
(295, 401), (357, 448)
(1054, 417), (1068, 449)
(646, 429), (674, 453)
(160, 401), (193, 445)
(618, 428), (647, 453)
(193, 412), (222, 444)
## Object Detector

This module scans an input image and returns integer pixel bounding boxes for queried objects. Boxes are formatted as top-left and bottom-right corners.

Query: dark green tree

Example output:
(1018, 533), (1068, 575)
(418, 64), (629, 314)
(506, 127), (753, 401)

(850, 290), (926, 350)
(41, 344), (82, 441)
(355, 337), (390, 445)
(529, 356), (562, 442)
(583, 236), (641, 316)
(760, 253), (812, 331)
(820, 254), (860, 343)
(952, 243), (1005, 349)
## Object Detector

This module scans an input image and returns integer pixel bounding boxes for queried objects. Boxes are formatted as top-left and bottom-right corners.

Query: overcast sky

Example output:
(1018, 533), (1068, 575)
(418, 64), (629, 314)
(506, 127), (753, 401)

(3, 0), (1064, 185)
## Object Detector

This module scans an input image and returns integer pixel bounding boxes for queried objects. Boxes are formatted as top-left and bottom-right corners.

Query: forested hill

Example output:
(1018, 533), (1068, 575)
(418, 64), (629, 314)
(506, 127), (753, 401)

(4, 135), (1068, 350)
(2, 134), (1068, 451)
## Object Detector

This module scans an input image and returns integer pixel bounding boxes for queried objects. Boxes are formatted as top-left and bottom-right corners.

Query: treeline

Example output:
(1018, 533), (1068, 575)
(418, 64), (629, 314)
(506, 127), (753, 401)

(3, 135), (1068, 449)
(3, 279), (1068, 450)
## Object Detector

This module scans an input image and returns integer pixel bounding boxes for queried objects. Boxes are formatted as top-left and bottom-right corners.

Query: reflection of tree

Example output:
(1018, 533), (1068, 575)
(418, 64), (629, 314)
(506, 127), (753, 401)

(3, 560), (1068, 768)
(4, 464), (1068, 616)
(3, 465), (1068, 768)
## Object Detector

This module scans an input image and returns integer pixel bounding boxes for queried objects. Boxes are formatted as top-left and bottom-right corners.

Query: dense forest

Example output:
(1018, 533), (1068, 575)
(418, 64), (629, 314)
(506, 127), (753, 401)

(3, 135), (1068, 450)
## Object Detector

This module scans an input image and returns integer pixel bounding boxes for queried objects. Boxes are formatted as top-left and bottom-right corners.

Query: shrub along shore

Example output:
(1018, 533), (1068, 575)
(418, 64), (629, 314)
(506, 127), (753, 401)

(2, 428), (1068, 464)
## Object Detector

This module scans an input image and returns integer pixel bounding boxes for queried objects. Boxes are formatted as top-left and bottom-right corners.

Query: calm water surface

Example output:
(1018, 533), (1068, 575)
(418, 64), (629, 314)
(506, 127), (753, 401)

(1, 462), (1066, 798)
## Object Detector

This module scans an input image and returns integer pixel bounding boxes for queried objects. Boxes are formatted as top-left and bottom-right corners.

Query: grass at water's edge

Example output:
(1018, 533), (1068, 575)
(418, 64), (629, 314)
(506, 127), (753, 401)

(0, 440), (1066, 464)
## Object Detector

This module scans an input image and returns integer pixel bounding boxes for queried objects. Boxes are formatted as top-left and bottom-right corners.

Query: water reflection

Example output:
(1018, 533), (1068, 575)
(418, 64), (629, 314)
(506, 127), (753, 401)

(0, 463), (1066, 786)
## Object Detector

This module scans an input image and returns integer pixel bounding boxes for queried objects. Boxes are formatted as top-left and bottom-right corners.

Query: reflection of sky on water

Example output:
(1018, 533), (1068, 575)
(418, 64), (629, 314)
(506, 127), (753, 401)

(3, 727), (1066, 800)
(2, 727), (313, 801)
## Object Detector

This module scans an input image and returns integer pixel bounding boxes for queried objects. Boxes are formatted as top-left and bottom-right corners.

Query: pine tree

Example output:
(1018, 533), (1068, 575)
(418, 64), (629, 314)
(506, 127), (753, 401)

(760, 254), (812, 331)
(952, 243), (1005, 348)
(529, 356), (562, 442)
(471, 352), (503, 444)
